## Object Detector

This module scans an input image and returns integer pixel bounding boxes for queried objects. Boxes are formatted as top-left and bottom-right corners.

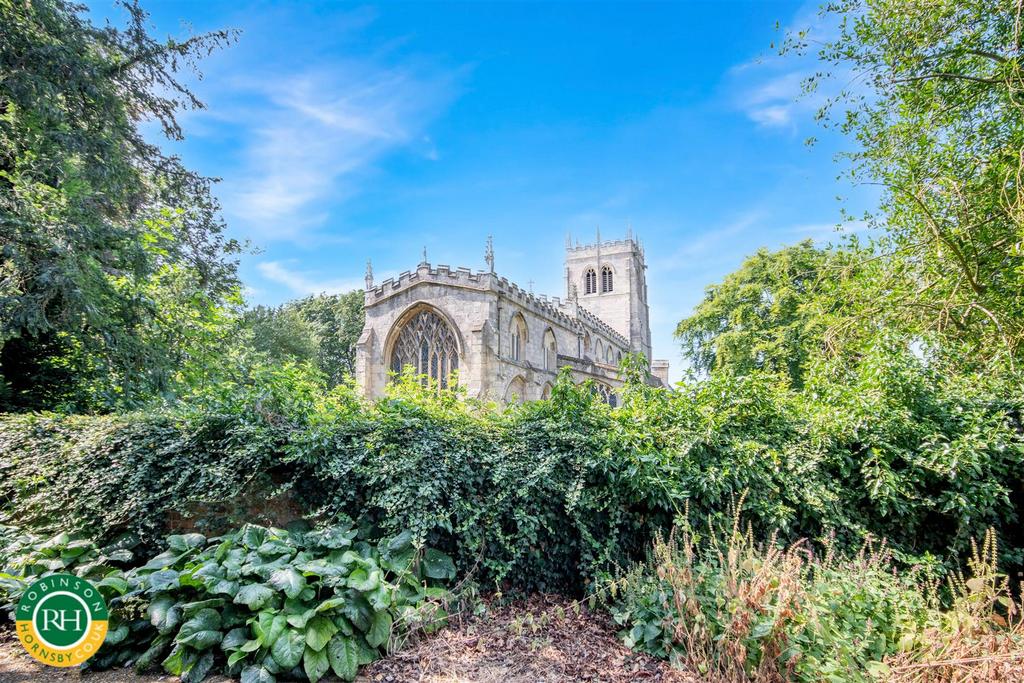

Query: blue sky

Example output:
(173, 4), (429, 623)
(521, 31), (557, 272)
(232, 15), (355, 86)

(92, 1), (875, 382)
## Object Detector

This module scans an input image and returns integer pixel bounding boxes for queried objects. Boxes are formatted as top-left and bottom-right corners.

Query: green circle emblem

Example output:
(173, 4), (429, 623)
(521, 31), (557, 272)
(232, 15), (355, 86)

(15, 573), (109, 667)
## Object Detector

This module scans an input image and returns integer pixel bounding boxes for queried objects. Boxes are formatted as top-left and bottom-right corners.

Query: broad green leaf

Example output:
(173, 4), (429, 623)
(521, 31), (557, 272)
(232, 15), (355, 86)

(104, 624), (129, 646)
(305, 615), (338, 652)
(327, 635), (359, 681)
(168, 533), (207, 553)
(422, 549), (456, 580)
(148, 594), (182, 634)
(269, 566), (306, 599)
(366, 611), (392, 649)
(240, 665), (276, 683)
(221, 627), (250, 651)
(181, 598), (225, 618)
(315, 596), (347, 613)
(235, 583), (276, 610)
(271, 628), (305, 670)
(181, 650), (214, 683)
(346, 567), (380, 592)
(303, 645), (331, 683)
(176, 608), (223, 650)
(147, 569), (181, 592)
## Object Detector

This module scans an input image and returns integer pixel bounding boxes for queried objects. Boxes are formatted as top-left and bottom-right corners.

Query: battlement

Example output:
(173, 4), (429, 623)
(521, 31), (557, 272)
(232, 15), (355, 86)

(366, 262), (491, 301)
(566, 237), (644, 261)
(365, 260), (630, 350)
(574, 304), (630, 348)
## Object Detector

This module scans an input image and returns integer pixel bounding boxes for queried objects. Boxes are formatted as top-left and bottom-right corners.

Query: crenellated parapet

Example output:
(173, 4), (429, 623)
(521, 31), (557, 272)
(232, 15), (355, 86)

(573, 304), (630, 348)
(566, 237), (645, 262)
(364, 261), (630, 350)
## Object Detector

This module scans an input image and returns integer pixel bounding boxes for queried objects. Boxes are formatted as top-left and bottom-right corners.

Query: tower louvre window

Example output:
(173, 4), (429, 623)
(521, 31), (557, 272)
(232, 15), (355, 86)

(601, 266), (613, 293)
(584, 268), (597, 294)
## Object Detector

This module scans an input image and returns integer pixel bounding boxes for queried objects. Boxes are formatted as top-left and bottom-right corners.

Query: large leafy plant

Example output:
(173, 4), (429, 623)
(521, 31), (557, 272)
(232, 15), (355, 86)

(0, 523), (453, 682)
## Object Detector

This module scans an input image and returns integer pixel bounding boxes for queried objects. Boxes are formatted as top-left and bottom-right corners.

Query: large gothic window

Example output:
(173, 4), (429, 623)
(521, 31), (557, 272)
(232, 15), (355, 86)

(390, 307), (459, 388)
(601, 266), (613, 293)
(584, 268), (597, 295)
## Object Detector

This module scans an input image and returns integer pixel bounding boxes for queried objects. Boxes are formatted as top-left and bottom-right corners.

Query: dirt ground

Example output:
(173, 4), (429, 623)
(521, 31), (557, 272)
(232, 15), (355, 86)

(0, 595), (691, 683)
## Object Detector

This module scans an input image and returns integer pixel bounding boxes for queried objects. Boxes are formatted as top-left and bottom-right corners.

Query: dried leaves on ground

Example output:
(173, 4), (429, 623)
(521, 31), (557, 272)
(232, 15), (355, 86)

(361, 594), (692, 682)
(0, 596), (691, 682)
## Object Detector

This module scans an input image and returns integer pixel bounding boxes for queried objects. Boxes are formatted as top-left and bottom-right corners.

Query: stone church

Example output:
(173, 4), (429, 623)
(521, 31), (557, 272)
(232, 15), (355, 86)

(354, 232), (670, 404)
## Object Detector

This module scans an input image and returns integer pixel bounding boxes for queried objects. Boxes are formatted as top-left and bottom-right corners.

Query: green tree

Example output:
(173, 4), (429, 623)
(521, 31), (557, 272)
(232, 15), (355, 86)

(0, 0), (239, 411)
(792, 0), (1024, 372)
(675, 241), (860, 386)
(290, 291), (364, 385)
(242, 305), (319, 365)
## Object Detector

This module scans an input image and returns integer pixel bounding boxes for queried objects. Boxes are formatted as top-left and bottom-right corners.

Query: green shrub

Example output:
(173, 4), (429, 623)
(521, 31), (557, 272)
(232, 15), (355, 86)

(1, 353), (1021, 597)
(605, 518), (1022, 682)
(0, 523), (452, 682)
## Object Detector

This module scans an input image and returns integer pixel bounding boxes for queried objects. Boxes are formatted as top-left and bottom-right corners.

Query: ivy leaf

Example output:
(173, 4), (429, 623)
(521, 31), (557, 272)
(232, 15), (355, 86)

(305, 615), (338, 652)
(235, 584), (275, 610)
(327, 635), (359, 681)
(303, 645), (331, 683)
(366, 611), (392, 649)
(422, 549), (456, 580)
(269, 566), (306, 599)
(271, 628), (305, 670)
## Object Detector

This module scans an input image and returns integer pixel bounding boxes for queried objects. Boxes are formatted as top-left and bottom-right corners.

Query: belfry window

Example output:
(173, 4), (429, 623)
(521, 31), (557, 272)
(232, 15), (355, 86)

(601, 266), (613, 293)
(584, 268), (597, 294)
(390, 307), (460, 388)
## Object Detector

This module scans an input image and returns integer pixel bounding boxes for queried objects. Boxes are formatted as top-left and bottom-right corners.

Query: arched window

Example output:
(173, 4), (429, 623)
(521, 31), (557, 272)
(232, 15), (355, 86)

(595, 339), (604, 361)
(591, 382), (616, 407)
(584, 268), (597, 295)
(543, 328), (557, 371)
(601, 266), (613, 293)
(606, 346), (613, 363)
(504, 376), (527, 404)
(390, 307), (459, 388)
(541, 383), (553, 400)
(511, 313), (527, 361)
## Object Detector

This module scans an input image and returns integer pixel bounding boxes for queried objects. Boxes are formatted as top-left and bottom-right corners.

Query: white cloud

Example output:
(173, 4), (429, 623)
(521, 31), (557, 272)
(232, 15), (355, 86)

(727, 4), (847, 131)
(215, 59), (460, 244)
(257, 261), (366, 296)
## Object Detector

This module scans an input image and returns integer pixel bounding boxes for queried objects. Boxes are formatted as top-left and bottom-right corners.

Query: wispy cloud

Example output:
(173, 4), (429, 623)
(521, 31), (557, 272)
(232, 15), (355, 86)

(654, 209), (766, 272)
(214, 56), (460, 244)
(257, 261), (367, 296)
(726, 3), (846, 131)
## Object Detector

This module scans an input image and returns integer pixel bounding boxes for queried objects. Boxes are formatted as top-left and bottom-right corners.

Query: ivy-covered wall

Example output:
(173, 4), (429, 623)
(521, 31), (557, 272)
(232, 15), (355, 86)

(2, 362), (1022, 594)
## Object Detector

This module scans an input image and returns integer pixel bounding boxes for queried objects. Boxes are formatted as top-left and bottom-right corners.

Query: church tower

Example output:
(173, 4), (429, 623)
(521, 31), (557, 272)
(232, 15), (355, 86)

(564, 231), (652, 361)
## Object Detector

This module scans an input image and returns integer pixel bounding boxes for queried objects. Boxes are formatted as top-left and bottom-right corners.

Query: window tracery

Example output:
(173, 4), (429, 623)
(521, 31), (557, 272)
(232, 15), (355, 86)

(390, 307), (459, 388)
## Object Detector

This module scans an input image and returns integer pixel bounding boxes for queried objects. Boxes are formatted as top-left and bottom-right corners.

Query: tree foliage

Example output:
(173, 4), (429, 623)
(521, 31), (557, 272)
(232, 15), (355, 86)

(792, 0), (1024, 371)
(675, 241), (863, 386)
(0, 0), (241, 411)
